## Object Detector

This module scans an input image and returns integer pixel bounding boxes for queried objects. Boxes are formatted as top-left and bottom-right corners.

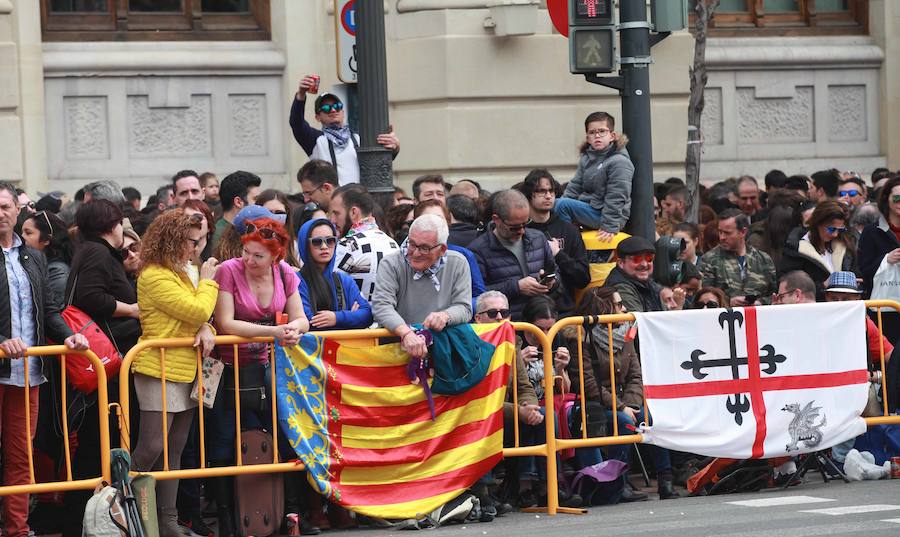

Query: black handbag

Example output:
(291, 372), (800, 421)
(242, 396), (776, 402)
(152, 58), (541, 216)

(222, 362), (268, 413)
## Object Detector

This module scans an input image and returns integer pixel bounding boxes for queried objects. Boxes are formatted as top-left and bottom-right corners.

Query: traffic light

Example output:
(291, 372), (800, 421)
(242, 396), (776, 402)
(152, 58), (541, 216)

(653, 235), (686, 287)
(650, 0), (688, 33)
(568, 0), (616, 74)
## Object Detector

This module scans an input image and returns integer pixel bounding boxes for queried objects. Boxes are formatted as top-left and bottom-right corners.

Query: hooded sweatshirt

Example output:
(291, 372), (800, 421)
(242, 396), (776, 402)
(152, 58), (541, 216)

(297, 218), (373, 329)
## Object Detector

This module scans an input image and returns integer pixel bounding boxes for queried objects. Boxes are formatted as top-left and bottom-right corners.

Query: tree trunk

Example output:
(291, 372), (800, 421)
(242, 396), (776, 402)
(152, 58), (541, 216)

(685, 0), (719, 224)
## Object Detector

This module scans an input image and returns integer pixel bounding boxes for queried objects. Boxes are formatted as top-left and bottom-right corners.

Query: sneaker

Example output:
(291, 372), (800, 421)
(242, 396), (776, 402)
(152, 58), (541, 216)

(178, 515), (214, 537)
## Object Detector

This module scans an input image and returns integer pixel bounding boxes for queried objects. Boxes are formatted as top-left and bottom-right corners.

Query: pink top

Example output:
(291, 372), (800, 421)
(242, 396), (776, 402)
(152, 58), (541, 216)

(214, 258), (300, 366)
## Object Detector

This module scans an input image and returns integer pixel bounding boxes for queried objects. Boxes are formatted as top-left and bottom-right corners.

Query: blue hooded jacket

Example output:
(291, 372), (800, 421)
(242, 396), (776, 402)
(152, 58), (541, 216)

(297, 218), (373, 329)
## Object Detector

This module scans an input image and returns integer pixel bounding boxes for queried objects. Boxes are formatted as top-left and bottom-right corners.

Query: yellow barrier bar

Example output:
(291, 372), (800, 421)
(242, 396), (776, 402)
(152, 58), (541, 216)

(233, 344), (242, 467)
(196, 347), (206, 469)
(160, 346), (170, 472)
(60, 354), (73, 481)
(0, 346), (110, 497)
(576, 324), (587, 440)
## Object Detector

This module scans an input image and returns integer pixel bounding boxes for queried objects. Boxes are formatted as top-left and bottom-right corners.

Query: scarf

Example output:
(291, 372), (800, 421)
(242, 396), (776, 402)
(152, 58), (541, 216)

(591, 322), (629, 359)
(400, 237), (446, 292)
(323, 124), (353, 149)
(344, 216), (379, 239)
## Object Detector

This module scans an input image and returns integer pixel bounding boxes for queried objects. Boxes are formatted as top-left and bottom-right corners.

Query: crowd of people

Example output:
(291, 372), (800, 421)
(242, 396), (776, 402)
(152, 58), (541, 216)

(0, 94), (898, 537)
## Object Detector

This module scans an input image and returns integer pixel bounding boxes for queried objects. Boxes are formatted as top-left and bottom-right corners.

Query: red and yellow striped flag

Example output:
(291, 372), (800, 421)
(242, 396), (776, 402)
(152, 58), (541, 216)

(275, 322), (515, 519)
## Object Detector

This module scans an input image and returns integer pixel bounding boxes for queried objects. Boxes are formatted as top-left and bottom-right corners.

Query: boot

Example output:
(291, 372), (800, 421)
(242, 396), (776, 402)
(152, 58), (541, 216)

(158, 507), (188, 537)
(620, 481), (649, 503)
(210, 465), (235, 537)
(657, 471), (680, 500)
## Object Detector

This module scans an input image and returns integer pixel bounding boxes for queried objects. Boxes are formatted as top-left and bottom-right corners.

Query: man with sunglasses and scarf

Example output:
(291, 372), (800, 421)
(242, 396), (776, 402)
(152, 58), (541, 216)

(290, 76), (400, 186)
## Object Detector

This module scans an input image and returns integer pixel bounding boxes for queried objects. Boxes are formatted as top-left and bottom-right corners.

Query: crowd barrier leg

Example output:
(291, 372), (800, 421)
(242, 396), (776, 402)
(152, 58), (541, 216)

(0, 348), (110, 498)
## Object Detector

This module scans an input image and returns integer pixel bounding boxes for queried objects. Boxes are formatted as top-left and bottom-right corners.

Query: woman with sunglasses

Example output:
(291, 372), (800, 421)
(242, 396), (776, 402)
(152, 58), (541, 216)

(130, 209), (219, 537)
(255, 189), (302, 268)
(297, 218), (372, 330)
(21, 210), (72, 307)
(779, 200), (857, 299)
(210, 216), (308, 536)
(569, 286), (677, 500)
(182, 199), (215, 263)
(692, 286), (728, 310)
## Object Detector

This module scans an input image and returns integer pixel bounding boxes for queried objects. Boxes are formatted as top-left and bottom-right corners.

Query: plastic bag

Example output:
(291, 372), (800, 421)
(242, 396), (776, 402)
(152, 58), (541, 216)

(843, 449), (890, 481)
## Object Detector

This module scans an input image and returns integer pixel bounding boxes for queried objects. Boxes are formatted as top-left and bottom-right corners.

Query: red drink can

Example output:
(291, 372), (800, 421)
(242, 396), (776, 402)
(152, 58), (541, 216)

(892, 457), (900, 478)
(309, 75), (320, 94)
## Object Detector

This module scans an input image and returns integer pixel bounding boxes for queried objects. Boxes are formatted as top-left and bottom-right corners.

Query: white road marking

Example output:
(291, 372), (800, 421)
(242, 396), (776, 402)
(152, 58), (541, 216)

(880, 518), (900, 524)
(726, 495), (836, 507)
(800, 504), (900, 516)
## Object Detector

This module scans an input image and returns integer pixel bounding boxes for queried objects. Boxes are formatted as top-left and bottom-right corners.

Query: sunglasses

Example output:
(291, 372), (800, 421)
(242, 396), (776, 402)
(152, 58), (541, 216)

(271, 210), (288, 215)
(33, 211), (53, 240)
(838, 190), (860, 198)
(244, 223), (279, 240)
(627, 253), (655, 264)
(187, 237), (201, 248)
(303, 202), (322, 212)
(499, 218), (532, 232)
(310, 236), (337, 248)
(695, 301), (719, 309)
(478, 308), (510, 320)
(317, 102), (344, 114)
(825, 226), (847, 234)
(892, 195), (900, 204)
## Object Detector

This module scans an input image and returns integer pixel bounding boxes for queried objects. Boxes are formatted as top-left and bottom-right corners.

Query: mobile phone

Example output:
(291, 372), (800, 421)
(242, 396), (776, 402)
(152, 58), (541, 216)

(540, 273), (556, 286)
(744, 294), (758, 305)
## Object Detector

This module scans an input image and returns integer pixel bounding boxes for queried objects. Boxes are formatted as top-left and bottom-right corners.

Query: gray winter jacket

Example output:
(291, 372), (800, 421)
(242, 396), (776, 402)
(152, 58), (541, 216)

(563, 142), (634, 234)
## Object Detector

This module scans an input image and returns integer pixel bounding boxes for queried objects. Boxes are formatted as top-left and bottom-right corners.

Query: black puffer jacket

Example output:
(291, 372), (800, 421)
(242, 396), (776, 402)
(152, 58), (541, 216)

(469, 227), (556, 320)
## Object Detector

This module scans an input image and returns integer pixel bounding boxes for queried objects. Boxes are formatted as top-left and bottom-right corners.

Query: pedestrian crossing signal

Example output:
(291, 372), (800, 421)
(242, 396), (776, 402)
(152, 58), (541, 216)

(569, 27), (615, 74)
(570, 0), (613, 26)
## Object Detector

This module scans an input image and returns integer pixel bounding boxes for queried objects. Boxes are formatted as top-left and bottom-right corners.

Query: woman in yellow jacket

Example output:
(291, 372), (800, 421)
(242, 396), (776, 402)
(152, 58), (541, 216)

(131, 209), (219, 537)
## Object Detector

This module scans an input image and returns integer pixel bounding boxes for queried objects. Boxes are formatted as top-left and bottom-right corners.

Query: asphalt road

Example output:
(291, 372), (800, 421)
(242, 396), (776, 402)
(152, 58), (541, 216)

(325, 478), (900, 537)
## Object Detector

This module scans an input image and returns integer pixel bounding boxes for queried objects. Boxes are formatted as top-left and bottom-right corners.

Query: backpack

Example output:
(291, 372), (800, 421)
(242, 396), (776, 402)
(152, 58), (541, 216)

(82, 484), (130, 537)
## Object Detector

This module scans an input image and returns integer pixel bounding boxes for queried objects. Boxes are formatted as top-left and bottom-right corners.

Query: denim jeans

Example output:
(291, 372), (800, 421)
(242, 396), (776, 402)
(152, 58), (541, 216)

(605, 409), (671, 473)
(554, 198), (603, 230)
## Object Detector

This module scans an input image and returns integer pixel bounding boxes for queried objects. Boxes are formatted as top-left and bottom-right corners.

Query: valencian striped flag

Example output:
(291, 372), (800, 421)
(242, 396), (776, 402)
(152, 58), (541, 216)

(274, 322), (515, 519)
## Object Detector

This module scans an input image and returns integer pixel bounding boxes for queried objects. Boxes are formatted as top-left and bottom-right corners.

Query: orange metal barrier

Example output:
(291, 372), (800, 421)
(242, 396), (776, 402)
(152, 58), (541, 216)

(546, 300), (900, 465)
(117, 324), (562, 513)
(0, 346), (110, 497)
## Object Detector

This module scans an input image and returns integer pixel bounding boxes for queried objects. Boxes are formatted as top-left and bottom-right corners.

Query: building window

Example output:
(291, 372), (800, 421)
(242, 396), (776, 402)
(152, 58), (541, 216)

(42, 0), (270, 41)
(691, 0), (867, 36)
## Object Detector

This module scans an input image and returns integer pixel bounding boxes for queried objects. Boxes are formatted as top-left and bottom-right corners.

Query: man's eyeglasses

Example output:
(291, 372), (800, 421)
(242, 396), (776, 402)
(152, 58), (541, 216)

(825, 226), (847, 234)
(627, 253), (655, 264)
(478, 308), (510, 320)
(773, 290), (794, 302)
(838, 190), (860, 198)
(244, 223), (279, 241)
(587, 128), (611, 137)
(499, 218), (532, 232)
(317, 102), (344, 114)
(532, 188), (555, 197)
(303, 185), (325, 199)
(310, 236), (337, 249)
(407, 241), (440, 254)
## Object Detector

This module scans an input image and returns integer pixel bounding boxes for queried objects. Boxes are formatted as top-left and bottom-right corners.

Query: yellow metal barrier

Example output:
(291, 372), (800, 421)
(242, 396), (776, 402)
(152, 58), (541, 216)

(118, 324), (563, 514)
(546, 300), (900, 471)
(0, 346), (111, 497)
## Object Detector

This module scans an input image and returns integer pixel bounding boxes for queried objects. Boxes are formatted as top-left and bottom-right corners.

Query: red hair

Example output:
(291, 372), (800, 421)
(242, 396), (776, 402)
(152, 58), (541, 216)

(240, 217), (288, 262)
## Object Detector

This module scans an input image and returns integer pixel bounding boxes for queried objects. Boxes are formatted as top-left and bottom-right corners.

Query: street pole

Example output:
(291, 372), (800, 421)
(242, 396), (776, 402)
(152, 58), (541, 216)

(583, 2), (664, 242)
(617, 0), (654, 242)
(355, 0), (394, 205)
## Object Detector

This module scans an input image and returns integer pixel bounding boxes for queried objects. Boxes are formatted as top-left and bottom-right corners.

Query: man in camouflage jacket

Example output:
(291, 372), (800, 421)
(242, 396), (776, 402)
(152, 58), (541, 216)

(699, 208), (777, 306)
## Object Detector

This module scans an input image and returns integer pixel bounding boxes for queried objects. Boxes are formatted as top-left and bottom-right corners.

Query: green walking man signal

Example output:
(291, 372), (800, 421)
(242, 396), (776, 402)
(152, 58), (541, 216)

(568, 0), (615, 74)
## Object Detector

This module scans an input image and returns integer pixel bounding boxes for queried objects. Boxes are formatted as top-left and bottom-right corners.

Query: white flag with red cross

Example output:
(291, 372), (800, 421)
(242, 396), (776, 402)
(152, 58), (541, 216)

(634, 302), (869, 459)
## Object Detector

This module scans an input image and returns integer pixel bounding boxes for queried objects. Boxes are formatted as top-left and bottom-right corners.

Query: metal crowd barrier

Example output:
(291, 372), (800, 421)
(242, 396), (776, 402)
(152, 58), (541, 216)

(116, 324), (561, 515)
(0, 346), (110, 497)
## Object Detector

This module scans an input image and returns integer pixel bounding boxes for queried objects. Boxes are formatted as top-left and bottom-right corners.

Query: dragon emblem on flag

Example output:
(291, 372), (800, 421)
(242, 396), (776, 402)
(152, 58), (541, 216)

(782, 401), (826, 452)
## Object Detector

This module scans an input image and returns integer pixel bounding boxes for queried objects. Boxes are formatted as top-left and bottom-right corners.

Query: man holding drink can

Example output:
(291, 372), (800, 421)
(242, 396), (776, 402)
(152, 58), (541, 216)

(290, 75), (400, 186)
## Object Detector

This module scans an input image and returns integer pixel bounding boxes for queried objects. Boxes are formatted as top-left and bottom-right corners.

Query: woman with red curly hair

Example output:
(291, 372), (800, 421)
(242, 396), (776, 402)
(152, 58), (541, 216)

(209, 207), (309, 536)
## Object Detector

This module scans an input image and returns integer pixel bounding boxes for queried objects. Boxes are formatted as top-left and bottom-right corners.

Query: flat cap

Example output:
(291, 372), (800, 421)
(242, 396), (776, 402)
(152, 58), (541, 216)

(616, 236), (656, 256)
